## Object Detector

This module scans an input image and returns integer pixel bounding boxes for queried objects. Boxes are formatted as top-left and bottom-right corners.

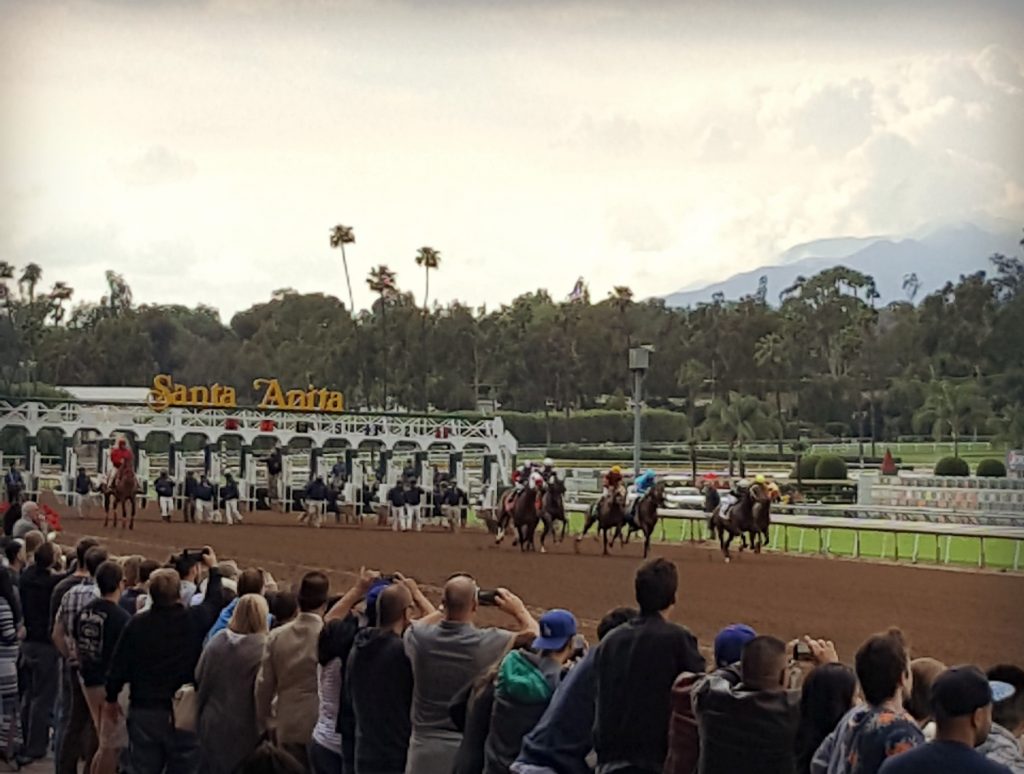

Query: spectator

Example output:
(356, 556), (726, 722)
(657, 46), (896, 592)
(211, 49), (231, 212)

(713, 624), (758, 669)
(878, 665), (1011, 773)
(512, 607), (636, 774)
(4, 464), (23, 504)
(0, 575), (18, 764)
(126, 559), (161, 614)
(174, 552), (203, 605)
(104, 548), (224, 774)
(154, 472), (175, 522)
(195, 476), (215, 523)
(184, 472), (198, 523)
(796, 664), (859, 774)
(221, 473), (242, 525)
(52, 545), (110, 774)
(72, 468), (93, 518)
(197, 594), (271, 774)
(23, 530), (46, 567)
(18, 541), (62, 762)
(117, 556), (142, 615)
(404, 575), (538, 773)
(905, 658), (946, 739)
(693, 635), (838, 773)
(348, 580), (435, 774)
(482, 609), (579, 774)
(593, 558), (705, 772)
(2, 500), (20, 539)
(302, 476), (328, 528)
(2, 540), (25, 598)
(75, 560), (130, 774)
(12, 501), (45, 539)
(268, 590), (299, 629)
(979, 666), (1024, 773)
(206, 568), (269, 644)
(255, 570), (330, 768)
(811, 627), (924, 774)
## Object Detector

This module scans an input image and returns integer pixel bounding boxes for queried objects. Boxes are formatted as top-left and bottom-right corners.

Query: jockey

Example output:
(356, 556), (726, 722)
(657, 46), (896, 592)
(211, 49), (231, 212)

(513, 461), (533, 493)
(107, 437), (133, 488)
(720, 478), (748, 520)
(603, 465), (625, 500)
(541, 457), (558, 485)
(627, 468), (656, 527)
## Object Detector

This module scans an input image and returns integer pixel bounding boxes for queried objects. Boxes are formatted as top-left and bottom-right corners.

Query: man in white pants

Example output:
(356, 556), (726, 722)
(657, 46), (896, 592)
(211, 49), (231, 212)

(302, 475), (328, 528)
(195, 475), (215, 523)
(221, 473), (242, 525)
(402, 481), (425, 532)
(153, 471), (175, 522)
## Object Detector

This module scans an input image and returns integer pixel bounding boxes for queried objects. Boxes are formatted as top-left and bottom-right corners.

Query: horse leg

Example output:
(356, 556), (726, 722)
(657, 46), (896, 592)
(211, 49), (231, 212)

(602, 527), (609, 556)
(130, 497), (136, 530)
(643, 527), (652, 559)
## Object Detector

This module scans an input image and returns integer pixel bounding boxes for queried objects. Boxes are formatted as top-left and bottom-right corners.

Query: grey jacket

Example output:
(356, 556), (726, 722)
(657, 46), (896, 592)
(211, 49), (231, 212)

(977, 723), (1024, 774)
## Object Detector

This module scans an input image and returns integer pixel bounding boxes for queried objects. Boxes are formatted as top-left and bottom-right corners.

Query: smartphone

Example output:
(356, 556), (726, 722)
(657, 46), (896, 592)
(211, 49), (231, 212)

(793, 641), (814, 661)
(478, 589), (499, 606)
(183, 547), (210, 559)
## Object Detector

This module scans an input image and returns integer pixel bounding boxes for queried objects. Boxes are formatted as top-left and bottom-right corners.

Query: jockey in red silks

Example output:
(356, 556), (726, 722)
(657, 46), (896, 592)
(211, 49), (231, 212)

(107, 438), (134, 488)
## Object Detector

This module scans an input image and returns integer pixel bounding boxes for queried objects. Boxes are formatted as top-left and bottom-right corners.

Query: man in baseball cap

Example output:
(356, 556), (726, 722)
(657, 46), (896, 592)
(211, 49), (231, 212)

(713, 623), (757, 668)
(879, 665), (1011, 773)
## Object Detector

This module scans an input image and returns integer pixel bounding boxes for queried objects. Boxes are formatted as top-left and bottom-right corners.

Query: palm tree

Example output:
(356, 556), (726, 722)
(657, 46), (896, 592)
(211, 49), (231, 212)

(48, 281), (74, 325)
(609, 286), (633, 365)
(754, 331), (786, 455)
(913, 380), (990, 458)
(990, 401), (1024, 449)
(700, 391), (769, 477)
(902, 272), (921, 303)
(0, 261), (13, 309)
(330, 225), (356, 314)
(367, 264), (397, 408)
(789, 438), (810, 488)
(19, 262), (42, 302)
(415, 247), (441, 314)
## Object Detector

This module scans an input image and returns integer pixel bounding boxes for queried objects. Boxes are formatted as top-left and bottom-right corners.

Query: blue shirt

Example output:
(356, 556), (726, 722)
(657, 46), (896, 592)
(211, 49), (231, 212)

(204, 596), (272, 645)
(515, 649), (596, 774)
(879, 740), (1011, 774)
(635, 472), (656, 495)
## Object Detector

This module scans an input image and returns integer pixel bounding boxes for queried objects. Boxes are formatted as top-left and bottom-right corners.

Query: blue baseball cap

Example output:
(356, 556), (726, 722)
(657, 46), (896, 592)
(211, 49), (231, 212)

(714, 624), (757, 667)
(533, 609), (578, 651)
(364, 578), (392, 626)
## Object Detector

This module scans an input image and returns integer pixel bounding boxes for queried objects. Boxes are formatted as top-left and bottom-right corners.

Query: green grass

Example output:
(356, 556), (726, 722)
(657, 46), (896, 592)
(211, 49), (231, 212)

(467, 510), (1021, 570)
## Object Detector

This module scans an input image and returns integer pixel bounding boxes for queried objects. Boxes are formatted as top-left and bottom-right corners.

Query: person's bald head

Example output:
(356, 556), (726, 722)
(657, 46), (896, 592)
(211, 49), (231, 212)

(741, 636), (788, 691)
(378, 584), (412, 630)
(443, 575), (478, 620)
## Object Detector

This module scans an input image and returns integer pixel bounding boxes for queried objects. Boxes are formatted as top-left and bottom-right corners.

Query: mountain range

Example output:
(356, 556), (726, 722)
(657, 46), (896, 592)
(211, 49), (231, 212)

(662, 222), (1022, 308)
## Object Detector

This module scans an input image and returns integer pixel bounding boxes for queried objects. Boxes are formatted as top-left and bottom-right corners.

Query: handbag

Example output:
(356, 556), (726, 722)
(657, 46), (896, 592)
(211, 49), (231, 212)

(172, 683), (198, 732)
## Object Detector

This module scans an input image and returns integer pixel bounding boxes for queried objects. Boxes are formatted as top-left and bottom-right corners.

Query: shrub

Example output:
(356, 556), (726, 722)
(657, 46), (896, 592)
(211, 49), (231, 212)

(824, 421), (849, 438)
(814, 455), (848, 480)
(934, 456), (969, 476)
(976, 458), (1007, 477)
(791, 454), (820, 480)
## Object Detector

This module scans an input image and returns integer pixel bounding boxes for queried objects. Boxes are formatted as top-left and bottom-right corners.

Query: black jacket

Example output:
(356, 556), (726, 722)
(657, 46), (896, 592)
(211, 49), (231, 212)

(184, 476), (198, 497)
(221, 481), (239, 501)
(154, 478), (174, 498)
(106, 570), (223, 708)
(594, 614), (706, 772)
(692, 667), (800, 774)
(19, 565), (61, 644)
(305, 480), (328, 501)
(75, 473), (92, 495)
(347, 627), (413, 774)
(195, 482), (214, 502)
(403, 487), (423, 506)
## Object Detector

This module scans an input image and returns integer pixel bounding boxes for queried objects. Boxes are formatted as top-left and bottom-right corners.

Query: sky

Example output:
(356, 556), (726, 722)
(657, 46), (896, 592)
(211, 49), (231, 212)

(2, 0), (1023, 319)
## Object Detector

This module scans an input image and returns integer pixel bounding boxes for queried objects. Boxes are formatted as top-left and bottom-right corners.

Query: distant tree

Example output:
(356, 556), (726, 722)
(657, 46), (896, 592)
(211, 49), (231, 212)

(48, 282), (73, 325)
(902, 272), (921, 303)
(19, 263), (42, 302)
(367, 264), (398, 407)
(329, 224), (356, 314)
(415, 246), (441, 314)
(700, 391), (770, 477)
(913, 379), (990, 458)
(754, 331), (786, 454)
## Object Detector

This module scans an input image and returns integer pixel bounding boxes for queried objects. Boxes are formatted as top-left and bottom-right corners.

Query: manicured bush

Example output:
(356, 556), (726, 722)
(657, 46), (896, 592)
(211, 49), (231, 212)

(934, 456), (969, 476)
(791, 455), (820, 480)
(814, 455), (849, 480)
(976, 458), (1007, 477)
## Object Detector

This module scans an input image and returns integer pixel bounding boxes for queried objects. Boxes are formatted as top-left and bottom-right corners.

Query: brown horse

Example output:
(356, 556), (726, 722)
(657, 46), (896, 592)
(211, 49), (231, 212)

(709, 488), (756, 562)
(625, 480), (667, 558)
(103, 465), (139, 530)
(748, 482), (772, 552)
(575, 485), (628, 556)
(495, 486), (541, 552)
(538, 476), (567, 553)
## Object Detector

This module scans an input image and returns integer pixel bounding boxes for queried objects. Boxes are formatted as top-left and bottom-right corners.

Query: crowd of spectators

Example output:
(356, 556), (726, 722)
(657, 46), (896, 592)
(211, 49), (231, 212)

(0, 529), (1018, 774)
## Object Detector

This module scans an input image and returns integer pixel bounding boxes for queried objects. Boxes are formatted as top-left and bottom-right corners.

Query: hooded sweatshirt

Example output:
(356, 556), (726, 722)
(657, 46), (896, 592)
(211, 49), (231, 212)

(484, 649), (563, 774)
(977, 723), (1024, 774)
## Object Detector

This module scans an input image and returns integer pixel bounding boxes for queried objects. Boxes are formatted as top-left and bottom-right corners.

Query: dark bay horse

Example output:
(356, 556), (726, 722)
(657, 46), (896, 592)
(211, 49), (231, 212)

(103, 465), (138, 530)
(495, 486), (541, 552)
(709, 483), (772, 561)
(575, 485), (628, 556)
(538, 476), (567, 553)
(625, 481), (667, 558)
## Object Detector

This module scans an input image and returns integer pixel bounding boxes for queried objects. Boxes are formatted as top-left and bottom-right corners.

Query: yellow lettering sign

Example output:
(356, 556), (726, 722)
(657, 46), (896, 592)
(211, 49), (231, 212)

(148, 375), (343, 413)
(253, 378), (345, 413)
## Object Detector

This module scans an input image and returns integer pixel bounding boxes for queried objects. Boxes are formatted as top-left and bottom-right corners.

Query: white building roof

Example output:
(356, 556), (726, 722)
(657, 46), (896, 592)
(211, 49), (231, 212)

(57, 386), (150, 403)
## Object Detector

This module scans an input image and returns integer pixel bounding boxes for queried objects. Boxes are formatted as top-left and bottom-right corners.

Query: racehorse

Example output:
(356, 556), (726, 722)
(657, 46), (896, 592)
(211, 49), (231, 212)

(575, 484), (628, 556)
(102, 465), (138, 530)
(538, 476), (568, 553)
(495, 486), (541, 552)
(708, 483), (771, 561)
(625, 480), (667, 558)
(748, 481), (773, 552)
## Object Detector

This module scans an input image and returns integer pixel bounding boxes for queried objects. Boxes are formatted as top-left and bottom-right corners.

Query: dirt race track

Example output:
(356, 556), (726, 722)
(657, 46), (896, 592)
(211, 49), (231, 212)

(49, 499), (1024, 668)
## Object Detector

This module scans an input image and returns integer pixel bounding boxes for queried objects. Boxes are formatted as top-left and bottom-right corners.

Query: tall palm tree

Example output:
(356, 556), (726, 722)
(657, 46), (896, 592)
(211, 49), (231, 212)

(367, 264), (397, 408)
(330, 225), (356, 313)
(609, 286), (633, 367)
(913, 380), (990, 458)
(19, 262), (42, 302)
(0, 261), (13, 309)
(754, 331), (786, 455)
(415, 247), (441, 314)
(700, 391), (769, 477)
(48, 281), (74, 325)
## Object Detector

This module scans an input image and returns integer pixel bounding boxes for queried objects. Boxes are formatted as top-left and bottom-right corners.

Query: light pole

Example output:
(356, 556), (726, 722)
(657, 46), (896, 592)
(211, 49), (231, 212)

(629, 346), (653, 477)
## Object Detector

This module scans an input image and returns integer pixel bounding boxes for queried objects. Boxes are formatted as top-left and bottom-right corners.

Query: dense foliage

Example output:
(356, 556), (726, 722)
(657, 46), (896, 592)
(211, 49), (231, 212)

(1, 231), (1023, 453)
(934, 456), (971, 476)
(814, 455), (849, 481)
(975, 458), (1008, 477)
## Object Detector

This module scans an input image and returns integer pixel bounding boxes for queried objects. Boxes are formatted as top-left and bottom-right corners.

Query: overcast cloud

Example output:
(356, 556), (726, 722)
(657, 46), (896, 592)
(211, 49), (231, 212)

(1, 0), (1022, 318)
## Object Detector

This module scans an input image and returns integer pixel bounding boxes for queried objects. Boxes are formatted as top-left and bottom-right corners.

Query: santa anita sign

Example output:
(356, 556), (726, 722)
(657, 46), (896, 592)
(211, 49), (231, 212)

(146, 374), (345, 413)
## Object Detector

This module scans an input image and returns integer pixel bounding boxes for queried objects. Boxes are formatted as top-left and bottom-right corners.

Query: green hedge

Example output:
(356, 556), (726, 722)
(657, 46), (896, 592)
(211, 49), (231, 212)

(934, 456), (970, 476)
(791, 455), (820, 479)
(976, 458), (1007, 477)
(501, 409), (690, 445)
(814, 455), (848, 480)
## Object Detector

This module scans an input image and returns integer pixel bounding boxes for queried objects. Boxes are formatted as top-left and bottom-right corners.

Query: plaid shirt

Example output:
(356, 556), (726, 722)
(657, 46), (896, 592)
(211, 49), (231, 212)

(55, 578), (98, 666)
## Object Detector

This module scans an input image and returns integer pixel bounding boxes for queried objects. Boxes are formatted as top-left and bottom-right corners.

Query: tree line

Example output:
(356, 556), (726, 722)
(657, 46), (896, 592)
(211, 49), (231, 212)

(1, 228), (1022, 454)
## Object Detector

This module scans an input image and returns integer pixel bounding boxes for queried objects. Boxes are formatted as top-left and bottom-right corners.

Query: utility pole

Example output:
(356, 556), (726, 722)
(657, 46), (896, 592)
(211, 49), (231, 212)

(629, 346), (653, 477)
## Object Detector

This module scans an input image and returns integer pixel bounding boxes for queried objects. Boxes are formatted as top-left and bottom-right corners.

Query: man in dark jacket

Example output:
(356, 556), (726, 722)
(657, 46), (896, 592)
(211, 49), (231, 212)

(183, 472), (198, 523)
(74, 468), (93, 517)
(483, 609), (578, 774)
(4, 463), (24, 504)
(593, 558), (705, 773)
(303, 475), (328, 528)
(104, 547), (223, 774)
(220, 473), (241, 525)
(194, 476), (214, 523)
(19, 542), (62, 761)
(347, 583), (416, 774)
(266, 447), (283, 510)
(154, 471), (175, 522)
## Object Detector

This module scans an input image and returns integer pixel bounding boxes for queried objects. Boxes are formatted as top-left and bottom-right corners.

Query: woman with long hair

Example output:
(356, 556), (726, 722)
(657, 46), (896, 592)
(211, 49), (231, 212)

(795, 663), (858, 774)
